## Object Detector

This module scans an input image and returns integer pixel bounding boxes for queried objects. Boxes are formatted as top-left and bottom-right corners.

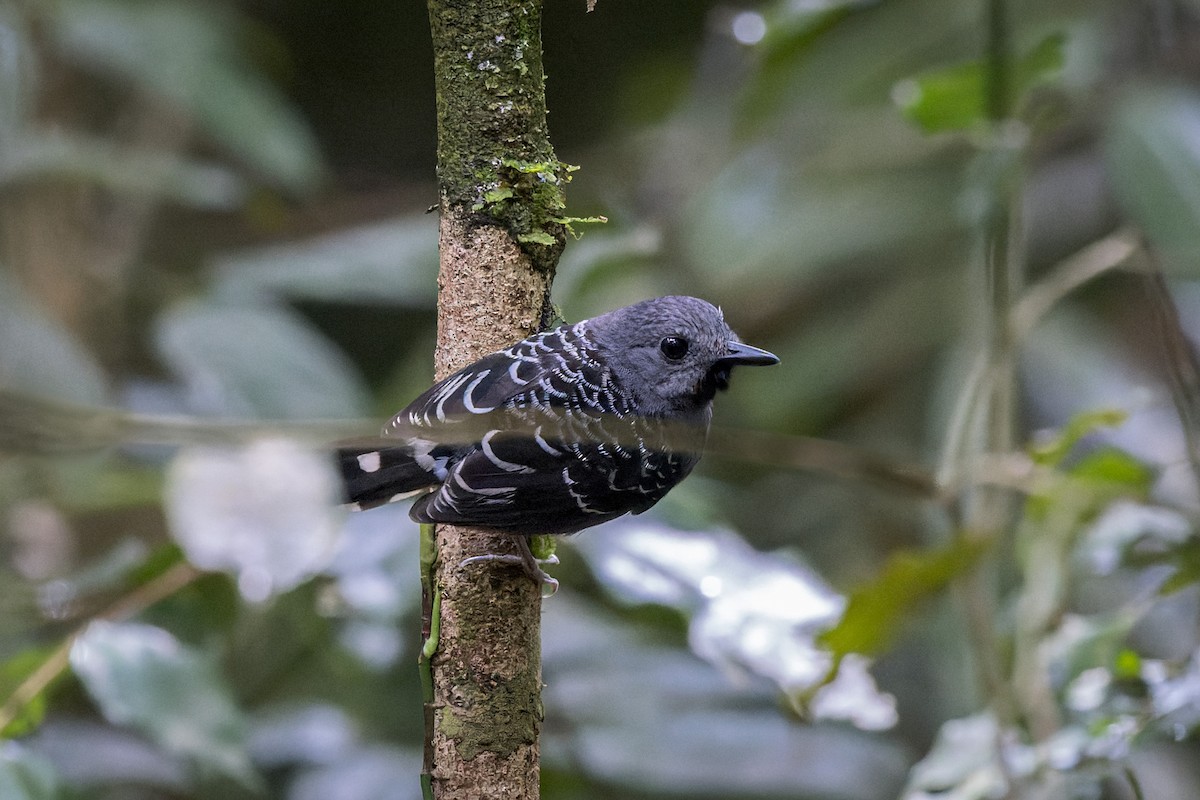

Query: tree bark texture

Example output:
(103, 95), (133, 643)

(425, 0), (565, 797)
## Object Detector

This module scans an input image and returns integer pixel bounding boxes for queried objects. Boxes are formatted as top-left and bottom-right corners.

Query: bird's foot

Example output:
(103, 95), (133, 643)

(459, 537), (560, 596)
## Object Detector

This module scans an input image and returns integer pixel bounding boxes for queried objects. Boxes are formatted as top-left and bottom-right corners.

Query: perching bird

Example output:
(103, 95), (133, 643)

(339, 295), (778, 547)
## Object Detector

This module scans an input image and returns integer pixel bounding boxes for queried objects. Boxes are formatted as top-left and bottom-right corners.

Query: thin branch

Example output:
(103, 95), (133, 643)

(1011, 228), (1141, 339)
(3, 228), (1138, 515)
(949, 0), (1021, 757)
(0, 561), (200, 733)
(0, 390), (371, 454)
(1142, 254), (1200, 494)
(706, 427), (937, 498)
(984, 0), (1012, 122)
(938, 228), (1140, 489)
(939, 228), (1141, 490)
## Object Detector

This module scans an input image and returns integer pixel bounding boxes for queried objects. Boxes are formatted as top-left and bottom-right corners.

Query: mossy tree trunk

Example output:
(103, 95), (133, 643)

(423, 1), (568, 797)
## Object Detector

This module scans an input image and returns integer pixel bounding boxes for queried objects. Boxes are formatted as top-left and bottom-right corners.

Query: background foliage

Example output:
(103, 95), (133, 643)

(4, 0), (1200, 798)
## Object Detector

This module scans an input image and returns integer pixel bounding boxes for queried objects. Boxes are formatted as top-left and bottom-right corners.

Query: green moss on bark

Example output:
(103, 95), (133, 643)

(437, 671), (541, 760)
(428, 0), (568, 269)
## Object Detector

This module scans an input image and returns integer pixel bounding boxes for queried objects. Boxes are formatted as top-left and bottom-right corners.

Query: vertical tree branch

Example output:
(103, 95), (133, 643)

(424, 0), (565, 797)
(944, 0), (1025, 756)
(983, 0), (1012, 125)
(966, 1), (1026, 740)
(981, 0), (1017, 460)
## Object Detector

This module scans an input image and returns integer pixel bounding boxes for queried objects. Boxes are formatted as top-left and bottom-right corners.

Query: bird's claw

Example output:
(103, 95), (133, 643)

(459, 544), (560, 596)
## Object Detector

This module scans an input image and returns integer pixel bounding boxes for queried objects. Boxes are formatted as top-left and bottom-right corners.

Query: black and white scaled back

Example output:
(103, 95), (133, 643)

(339, 295), (778, 535)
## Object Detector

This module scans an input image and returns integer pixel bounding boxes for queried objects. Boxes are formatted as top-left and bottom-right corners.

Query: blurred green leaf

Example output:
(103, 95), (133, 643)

(820, 538), (988, 658)
(760, 0), (856, 56)
(747, 0), (874, 121)
(211, 218), (438, 307)
(52, 462), (163, 513)
(69, 620), (260, 788)
(739, 267), (962, 430)
(155, 301), (369, 419)
(1020, 32), (1067, 83)
(1044, 610), (1142, 690)
(1077, 501), (1192, 582)
(1138, 536), (1200, 595)
(552, 226), (662, 312)
(1069, 448), (1154, 494)
(0, 134), (245, 209)
(895, 33), (1065, 133)
(1027, 447), (1152, 525)
(140, 572), (242, 648)
(1106, 85), (1200, 265)
(1029, 409), (1128, 467)
(686, 157), (964, 292)
(0, 648), (56, 738)
(894, 60), (988, 134)
(127, 543), (188, 587)
(0, 744), (64, 800)
(1113, 648), (1141, 681)
(46, 0), (322, 192)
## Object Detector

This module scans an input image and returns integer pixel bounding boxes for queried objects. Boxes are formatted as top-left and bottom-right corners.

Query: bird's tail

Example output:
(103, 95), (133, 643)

(338, 443), (437, 510)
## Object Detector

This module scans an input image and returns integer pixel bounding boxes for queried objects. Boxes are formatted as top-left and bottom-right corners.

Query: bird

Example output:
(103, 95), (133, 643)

(338, 295), (778, 578)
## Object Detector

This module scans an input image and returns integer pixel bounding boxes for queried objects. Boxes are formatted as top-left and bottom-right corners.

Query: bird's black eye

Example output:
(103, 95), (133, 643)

(660, 335), (689, 360)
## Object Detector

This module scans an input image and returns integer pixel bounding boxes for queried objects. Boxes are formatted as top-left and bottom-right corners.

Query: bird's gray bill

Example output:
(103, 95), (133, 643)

(721, 341), (780, 366)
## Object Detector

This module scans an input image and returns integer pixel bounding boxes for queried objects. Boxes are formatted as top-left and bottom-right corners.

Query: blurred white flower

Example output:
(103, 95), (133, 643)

(165, 438), (344, 601)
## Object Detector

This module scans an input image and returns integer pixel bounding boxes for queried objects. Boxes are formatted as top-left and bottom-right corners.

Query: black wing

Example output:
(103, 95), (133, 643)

(410, 424), (699, 534)
(390, 323), (607, 433)
(358, 322), (701, 532)
(342, 329), (570, 509)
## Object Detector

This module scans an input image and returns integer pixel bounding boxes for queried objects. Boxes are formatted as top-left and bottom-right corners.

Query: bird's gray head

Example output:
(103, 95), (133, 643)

(586, 296), (779, 418)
